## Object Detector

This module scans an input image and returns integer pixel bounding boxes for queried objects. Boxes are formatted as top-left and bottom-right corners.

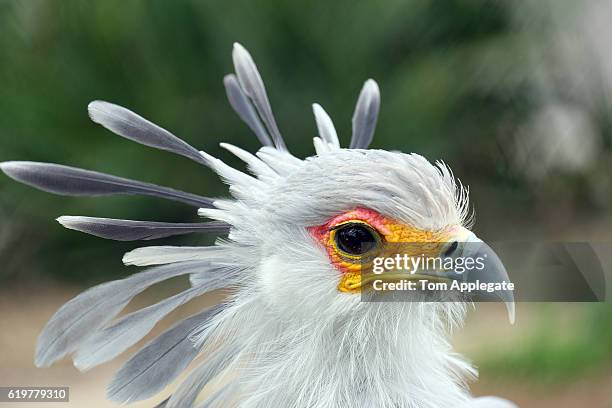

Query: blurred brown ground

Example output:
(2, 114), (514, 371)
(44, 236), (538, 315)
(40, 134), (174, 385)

(0, 282), (223, 408)
(1, 284), (611, 408)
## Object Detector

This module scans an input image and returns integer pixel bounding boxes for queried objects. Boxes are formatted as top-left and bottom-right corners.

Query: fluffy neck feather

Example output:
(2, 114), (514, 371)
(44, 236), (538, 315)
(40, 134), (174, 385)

(206, 293), (475, 408)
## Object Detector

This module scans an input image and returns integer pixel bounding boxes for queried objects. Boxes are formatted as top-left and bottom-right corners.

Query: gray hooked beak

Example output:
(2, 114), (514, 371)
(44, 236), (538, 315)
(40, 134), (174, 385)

(435, 229), (515, 324)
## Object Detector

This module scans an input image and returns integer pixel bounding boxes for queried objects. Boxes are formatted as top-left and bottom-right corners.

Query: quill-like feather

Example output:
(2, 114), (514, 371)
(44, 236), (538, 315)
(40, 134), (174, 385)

(73, 273), (228, 371)
(232, 43), (287, 151)
(219, 143), (277, 179)
(349, 79), (380, 149)
(313, 137), (331, 155)
(223, 75), (273, 147)
(189, 265), (229, 287)
(199, 151), (261, 189)
(0, 162), (213, 208)
(35, 261), (210, 367)
(88, 101), (209, 166)
(312, 103), (340, 148)
(73, 286), (204, 371)
(57, 216), (229, 241)
(256, 147), (302, 175)
(107, 306), (223, 403)
(123, 246), (224, 266)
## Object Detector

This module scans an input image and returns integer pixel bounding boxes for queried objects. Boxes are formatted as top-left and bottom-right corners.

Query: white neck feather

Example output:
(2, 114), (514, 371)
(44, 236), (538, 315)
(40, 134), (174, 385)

(208, 296), (475, 408)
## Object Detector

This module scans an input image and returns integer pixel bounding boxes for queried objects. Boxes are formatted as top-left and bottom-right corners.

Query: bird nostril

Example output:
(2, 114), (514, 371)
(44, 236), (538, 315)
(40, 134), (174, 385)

(443, 241), (459, 257)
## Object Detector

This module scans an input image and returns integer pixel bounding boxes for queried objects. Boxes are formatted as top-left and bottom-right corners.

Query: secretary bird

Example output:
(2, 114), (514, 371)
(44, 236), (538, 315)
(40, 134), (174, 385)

(0, 43), (516, 408)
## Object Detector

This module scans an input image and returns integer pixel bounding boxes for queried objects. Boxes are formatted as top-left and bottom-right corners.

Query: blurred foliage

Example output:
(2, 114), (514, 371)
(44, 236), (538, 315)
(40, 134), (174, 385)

(0, 0), (611, 283)
(479, 304), (612, 382)
(0, 0), (522, 283)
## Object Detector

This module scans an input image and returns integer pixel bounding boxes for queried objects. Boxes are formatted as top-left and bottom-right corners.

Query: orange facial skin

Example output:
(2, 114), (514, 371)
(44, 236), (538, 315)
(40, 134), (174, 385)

(308, 207), (455, 292)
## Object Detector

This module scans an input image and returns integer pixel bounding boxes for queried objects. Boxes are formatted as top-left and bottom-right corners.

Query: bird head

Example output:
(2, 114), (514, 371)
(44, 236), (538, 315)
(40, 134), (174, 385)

(193, 138), (513, 327)
(223, 148), (473, 314)
(0, 43), (514, 407)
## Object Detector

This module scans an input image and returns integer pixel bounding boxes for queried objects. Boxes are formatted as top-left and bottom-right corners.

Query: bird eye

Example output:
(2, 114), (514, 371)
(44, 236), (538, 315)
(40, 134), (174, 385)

(333, 222), (380, 256)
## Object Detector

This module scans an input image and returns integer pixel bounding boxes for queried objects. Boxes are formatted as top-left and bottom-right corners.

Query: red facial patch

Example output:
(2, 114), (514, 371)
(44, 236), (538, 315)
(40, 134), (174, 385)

(309, 207), (450, 273)
(308, 208), (390, 275)
(309, 207), (390, 242)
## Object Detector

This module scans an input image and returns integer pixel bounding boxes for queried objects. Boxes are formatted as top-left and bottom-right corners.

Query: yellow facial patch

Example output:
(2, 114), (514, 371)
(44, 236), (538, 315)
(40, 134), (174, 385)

(308, 207), (456, 293)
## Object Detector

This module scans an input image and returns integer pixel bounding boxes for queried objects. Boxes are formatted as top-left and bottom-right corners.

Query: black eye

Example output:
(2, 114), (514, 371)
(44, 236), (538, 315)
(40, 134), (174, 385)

(334, 223), (379, 255)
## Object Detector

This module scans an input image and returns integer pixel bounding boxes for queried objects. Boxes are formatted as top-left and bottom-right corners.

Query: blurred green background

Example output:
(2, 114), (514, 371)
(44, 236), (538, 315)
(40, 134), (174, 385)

(1, 0), (612, 406)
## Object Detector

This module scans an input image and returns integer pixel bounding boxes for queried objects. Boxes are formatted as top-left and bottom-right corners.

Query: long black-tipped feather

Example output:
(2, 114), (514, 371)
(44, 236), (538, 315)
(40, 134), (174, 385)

(232, 43), (287, 151)
(349, 79), (380, 149)
(34, 261), (211, 367)
(57, 216), (229, 241)
(0, 162), (214, 208)
(88, 101), (209, 166)
(73, 278), (226, 371)
(224, 74), (273, 147)
(108, 306), (223, 403)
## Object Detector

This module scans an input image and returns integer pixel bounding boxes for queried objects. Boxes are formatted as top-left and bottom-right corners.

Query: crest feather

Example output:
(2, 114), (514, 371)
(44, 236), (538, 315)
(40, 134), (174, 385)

(312, 103), (340, 148)
(57, 216), (229, 241)
(88, 101), (209, 166)
(232, 43), (287, 151)
(349, 79), (380, 149)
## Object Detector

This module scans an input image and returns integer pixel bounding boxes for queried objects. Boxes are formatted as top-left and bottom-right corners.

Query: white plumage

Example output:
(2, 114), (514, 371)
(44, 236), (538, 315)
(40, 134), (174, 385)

(0, 43), (516, 407)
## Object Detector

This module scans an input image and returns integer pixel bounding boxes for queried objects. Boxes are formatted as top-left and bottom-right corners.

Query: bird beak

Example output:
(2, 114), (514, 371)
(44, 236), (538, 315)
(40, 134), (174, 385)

(426, 229), (515, 324)
(358, 227), (515, 324)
